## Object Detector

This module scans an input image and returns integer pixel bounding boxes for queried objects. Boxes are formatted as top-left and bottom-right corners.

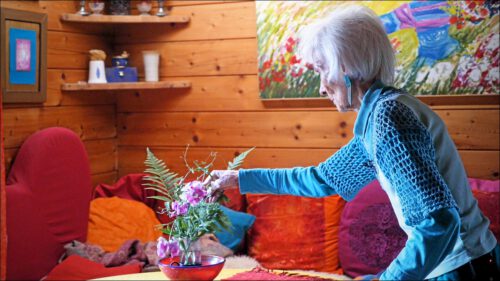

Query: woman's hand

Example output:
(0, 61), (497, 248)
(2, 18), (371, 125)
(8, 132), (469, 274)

(203, 170), (239, 202)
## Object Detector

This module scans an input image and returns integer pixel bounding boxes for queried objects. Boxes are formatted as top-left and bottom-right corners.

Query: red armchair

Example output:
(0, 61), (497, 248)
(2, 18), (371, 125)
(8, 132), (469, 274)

(6, 127), (92, 280)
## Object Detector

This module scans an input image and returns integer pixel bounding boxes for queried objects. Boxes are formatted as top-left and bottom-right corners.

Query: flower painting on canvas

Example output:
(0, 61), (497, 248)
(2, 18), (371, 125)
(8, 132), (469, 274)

(256, 0), (499, 98)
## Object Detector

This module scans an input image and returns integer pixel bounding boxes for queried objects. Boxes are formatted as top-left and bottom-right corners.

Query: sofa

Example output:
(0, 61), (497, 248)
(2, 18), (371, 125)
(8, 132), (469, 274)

(5, 127), (499, 280)
(86, 173), (499, 279)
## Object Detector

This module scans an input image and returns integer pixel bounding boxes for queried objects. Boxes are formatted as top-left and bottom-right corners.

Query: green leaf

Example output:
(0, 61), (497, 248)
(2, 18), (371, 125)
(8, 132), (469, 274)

(144, 187), (173, 199)
(227, 147), (255, 170)
(143, 148), (182, 199)
(147, 195), (172, 202)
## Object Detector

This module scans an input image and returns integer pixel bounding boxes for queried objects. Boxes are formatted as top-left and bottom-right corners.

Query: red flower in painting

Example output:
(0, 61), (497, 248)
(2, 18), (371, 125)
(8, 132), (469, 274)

(272, 69), (286, 82)
(259, 76), (271, 91)
(479, 8), (489, 17)
(290, 68), (304, 78)
(289, 55), (301, 65)
(262, 60), (272, 70)
(285, 37), (297, 53)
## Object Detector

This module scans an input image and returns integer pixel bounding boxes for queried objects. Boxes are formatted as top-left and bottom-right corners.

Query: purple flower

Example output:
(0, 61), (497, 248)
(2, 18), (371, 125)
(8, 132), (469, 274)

(157, 237), (180, 259)
(169, 201), (189, 218)
(181, 181), (207, 206)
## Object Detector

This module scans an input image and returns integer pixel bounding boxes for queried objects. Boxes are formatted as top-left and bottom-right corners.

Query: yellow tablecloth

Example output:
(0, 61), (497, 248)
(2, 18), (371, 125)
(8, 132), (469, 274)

(93, 268), (352, 280)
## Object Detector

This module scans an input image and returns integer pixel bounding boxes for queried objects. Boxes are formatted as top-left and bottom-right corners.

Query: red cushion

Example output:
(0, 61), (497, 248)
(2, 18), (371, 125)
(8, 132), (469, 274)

(93, 173), (173, 224)
(246, 194), (345, 273)
(6, 127), (92, 280)
(44, 255), (141, 280)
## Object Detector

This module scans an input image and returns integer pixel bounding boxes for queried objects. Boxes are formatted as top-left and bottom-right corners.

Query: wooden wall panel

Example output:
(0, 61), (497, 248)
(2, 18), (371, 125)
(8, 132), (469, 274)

(1, 0), (117, 182)
(91, 171), (118, 188)
(48, 31), (110, 69)
(115, 2), (257, 43)
(0, 0), (111, 34)
(46, 70), (116, 106)
(3, 106), (116, 148)
(122, 38), (258, 77)
(5, 139), (116, 178)
(117, 109), (498, 150)
(118, 147), (500, 180)
(118, 111), (356, 148)
(117, 75), (261, 112)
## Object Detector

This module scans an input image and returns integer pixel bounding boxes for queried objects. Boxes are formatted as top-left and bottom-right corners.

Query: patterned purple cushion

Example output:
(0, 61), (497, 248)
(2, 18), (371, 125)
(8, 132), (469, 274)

(338, 180), (407, 278)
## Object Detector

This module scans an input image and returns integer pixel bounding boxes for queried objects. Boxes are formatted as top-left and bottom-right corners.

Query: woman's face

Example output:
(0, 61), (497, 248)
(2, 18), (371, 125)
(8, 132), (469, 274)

(314, 64), (351, 112)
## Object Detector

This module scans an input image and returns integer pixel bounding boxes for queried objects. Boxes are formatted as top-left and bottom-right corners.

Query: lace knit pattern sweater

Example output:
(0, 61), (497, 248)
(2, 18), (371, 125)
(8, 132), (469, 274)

(318, 95), (457, 226)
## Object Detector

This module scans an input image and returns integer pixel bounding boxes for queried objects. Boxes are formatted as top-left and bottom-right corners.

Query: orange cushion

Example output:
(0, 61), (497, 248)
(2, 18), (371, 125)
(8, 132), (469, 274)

(246, 194), (345, 273)
(87, 197), (162, 252)
(44, 255), (141, 280)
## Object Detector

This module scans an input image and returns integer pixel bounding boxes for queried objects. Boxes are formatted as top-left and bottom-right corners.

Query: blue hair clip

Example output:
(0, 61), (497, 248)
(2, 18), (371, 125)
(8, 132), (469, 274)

(344, 75), (352, 106)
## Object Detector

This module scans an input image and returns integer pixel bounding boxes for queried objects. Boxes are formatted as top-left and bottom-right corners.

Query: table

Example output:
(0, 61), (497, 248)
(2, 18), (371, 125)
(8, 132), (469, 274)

(93, 268), (352, 280)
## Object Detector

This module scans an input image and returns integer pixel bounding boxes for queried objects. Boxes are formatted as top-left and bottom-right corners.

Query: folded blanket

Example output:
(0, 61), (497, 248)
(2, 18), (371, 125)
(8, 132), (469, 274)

(62, 239), (159, 272)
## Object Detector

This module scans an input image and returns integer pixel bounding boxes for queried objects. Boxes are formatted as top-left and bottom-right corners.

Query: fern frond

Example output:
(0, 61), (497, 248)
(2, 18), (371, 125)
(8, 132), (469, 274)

(143, 148), (182, 199)
(227, 147), (255, 170)
(147, 195), (172, 202)
(144, 187), (173, 199)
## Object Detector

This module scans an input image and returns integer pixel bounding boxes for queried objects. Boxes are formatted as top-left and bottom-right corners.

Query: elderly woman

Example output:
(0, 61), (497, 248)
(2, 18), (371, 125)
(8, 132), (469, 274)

(205, 5), (499, 281)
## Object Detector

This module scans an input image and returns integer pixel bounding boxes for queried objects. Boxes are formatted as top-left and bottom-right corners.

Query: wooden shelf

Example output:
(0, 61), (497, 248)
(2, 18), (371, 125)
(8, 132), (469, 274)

(61, 81), (191, 91)
(60, 13), (190, 24)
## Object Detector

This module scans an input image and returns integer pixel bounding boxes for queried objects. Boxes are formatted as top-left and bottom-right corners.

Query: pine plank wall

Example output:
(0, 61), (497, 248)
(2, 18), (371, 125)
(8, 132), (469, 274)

(2, 1), (499, 189)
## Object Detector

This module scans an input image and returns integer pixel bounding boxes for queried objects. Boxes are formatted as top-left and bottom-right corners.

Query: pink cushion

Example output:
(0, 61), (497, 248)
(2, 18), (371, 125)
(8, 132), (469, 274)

(338, 180), (407, 278)
(6, 127), (92, 280)
(469, 178), (500, 240)
(44, 255), (141, 280)
(469, 178), (499, 192)
(339, 178), (500, 278)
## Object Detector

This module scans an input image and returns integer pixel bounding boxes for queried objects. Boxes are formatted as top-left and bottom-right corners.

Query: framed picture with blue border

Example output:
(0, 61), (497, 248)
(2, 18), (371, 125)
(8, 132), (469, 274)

(1, 8), (47, 103)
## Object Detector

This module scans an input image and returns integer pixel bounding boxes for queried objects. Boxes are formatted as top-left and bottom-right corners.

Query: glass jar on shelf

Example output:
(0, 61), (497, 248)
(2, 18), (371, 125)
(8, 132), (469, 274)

(137, 0), (153, 16)
(109, 0), (131, 15)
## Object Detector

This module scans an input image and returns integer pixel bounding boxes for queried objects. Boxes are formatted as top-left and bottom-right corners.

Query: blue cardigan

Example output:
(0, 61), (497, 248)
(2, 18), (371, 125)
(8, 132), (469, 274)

(238, 81), (497, 280)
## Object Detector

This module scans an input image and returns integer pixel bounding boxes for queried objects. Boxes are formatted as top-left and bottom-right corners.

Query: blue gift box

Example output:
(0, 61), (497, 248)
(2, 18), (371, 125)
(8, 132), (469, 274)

(105, 67), (138, 83)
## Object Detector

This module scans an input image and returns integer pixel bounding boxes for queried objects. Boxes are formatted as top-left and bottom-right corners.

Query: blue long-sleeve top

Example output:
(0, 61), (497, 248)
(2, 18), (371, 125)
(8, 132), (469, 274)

(238, 81), (497, 280)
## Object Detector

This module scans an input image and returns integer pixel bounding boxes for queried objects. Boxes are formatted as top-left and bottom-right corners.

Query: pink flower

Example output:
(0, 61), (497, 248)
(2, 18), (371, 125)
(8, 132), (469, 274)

(169, 201), (189, 217)
(157, 237), (180, 259)
(181, 181), (207, 206)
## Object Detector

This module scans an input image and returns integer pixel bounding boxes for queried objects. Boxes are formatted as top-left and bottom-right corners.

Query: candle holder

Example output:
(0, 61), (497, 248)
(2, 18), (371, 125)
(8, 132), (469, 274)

(89, 0), (105, 15)
(137, 0), (153, 16)
(77, 0), (90, 16)
(156, 0), (167, 17)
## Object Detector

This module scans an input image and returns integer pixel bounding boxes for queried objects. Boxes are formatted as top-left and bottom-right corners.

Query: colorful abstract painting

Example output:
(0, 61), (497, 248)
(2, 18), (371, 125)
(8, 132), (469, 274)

(256, 1), (499, 98)
(15, 39), (31, 72)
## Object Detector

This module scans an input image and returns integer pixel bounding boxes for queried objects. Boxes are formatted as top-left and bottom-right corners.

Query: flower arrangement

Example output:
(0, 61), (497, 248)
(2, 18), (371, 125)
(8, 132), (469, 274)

(143, 147), (254, 266)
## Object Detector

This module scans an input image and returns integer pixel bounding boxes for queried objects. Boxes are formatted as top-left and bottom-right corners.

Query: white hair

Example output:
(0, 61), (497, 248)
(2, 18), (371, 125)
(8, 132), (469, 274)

(298, 4), (395, 85)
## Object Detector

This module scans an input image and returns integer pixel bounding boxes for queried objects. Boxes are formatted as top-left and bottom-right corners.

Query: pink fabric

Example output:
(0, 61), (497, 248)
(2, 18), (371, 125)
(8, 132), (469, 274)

(63, 239), (158, 271)
(6, 127), (92, 280)
(223, 267), (333, 280)
(468, 178), (500, 192)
